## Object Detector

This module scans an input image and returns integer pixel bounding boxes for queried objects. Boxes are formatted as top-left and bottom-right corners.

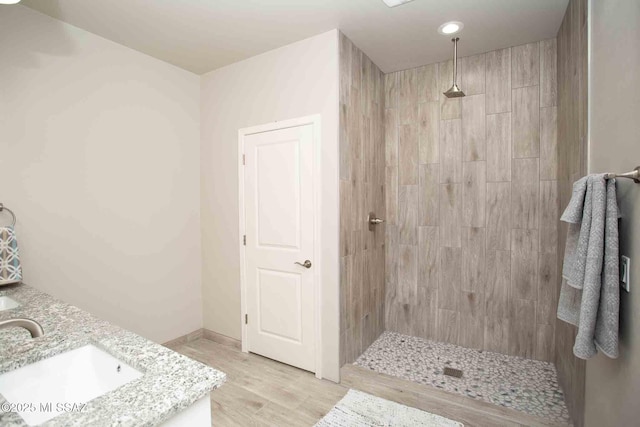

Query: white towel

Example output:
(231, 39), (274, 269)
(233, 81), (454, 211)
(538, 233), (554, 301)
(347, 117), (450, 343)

(557, 175), (620, 359)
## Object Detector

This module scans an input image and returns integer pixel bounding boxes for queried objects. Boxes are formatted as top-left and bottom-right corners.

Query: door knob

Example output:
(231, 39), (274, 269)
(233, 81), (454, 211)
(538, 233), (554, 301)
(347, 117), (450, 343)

(295, 260), (312, 269)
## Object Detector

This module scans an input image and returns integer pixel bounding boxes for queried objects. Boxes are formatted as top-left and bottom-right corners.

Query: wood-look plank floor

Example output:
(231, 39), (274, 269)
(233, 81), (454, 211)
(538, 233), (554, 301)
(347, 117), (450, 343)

(168, 338), (569, 427)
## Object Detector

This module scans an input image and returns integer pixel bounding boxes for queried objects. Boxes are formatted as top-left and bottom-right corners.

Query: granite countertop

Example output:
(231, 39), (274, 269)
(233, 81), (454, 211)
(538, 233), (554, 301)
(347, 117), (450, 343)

(0, 284), (226, 427)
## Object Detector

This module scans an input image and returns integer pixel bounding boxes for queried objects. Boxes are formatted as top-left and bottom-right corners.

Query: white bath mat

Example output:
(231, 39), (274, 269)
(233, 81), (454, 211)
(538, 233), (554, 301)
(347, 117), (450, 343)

(315, 389), (463, 427)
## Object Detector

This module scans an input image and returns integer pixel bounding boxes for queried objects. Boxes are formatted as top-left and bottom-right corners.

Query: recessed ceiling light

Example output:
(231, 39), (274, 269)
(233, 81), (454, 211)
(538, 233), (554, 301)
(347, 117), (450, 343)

(438, 21), (464, 35)
(0, 0), (21, 3)
(382, 0), (416, 8)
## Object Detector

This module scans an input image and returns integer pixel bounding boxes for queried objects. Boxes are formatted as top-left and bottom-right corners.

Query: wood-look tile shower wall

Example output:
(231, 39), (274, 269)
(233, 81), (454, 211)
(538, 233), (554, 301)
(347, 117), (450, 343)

(339, 33), (386, 365)
(555, 0), (588, 424)
(384, 40), (559, 361)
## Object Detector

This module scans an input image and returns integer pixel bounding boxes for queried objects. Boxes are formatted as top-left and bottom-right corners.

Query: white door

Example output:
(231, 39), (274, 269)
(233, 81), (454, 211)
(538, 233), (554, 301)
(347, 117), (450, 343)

(242, 123), (316, 372)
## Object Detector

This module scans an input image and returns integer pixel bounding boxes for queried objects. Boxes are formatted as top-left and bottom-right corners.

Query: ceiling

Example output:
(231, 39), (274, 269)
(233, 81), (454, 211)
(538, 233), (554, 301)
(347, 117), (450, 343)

(21, 0), (569, 75)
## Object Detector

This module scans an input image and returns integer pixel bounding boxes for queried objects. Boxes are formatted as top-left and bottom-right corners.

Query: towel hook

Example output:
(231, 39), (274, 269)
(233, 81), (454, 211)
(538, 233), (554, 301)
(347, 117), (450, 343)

(0, 203), (17, 227)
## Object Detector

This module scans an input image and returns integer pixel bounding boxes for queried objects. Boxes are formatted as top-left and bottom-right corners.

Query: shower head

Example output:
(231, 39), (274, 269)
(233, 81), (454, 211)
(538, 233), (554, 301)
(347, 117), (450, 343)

(443, 37), (465, 98)
(444, 83), (465, 98)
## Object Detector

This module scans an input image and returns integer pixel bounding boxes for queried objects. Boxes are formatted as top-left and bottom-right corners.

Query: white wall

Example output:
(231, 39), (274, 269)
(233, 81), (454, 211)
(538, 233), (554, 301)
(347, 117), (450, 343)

(585, 0), (640, 425)
(0, 6), (202, 344)
(200, 30), (340, 381)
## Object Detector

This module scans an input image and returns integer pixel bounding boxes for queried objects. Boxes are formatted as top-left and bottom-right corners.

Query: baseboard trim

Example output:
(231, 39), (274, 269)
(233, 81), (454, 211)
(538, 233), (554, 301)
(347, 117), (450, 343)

(202, 329), (242, 350)
(162, 328), (204, 348)
(162, 328), (242, 350)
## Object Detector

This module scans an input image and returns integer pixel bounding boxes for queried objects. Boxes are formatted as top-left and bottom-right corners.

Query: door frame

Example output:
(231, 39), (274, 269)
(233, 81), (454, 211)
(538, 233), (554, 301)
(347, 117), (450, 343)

(238, 114), (323, 379)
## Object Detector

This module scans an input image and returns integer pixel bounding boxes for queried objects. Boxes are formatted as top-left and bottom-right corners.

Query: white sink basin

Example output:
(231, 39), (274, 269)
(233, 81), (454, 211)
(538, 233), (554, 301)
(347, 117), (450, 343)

(0, 296), (20, 311)
(0, 344), (143, 425)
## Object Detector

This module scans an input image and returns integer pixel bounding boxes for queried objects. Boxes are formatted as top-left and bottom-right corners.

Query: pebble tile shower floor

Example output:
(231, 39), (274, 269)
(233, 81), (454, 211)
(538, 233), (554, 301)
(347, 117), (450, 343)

(355, 331), (571, 424)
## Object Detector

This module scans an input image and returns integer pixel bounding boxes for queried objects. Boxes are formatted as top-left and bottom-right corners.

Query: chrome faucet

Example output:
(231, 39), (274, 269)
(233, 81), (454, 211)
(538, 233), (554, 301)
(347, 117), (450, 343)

(0, 318), (44, 338)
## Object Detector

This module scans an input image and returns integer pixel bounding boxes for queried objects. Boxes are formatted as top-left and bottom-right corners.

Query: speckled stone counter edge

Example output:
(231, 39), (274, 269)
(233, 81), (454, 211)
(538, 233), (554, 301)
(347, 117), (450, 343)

(0, 284), (226, 427)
